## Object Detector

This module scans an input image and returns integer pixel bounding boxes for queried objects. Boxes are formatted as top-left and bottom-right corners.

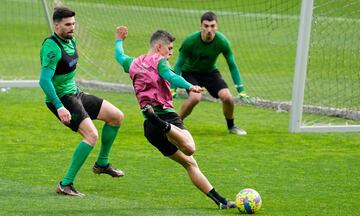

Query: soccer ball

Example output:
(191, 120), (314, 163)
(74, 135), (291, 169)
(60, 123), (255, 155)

(235, 188), (262, 214)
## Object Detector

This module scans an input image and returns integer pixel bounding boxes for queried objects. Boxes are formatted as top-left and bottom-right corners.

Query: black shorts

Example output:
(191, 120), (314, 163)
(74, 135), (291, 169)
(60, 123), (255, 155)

(46, 91), (103, 132)
(143, 112), (186, 156)
(182, 70), (228, 98)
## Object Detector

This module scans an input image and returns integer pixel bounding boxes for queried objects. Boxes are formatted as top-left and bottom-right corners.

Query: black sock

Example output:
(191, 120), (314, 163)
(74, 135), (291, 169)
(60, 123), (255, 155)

(142, 105), (171, 133)
(226, 118), (234, 129)
(206, 188), (228, 206)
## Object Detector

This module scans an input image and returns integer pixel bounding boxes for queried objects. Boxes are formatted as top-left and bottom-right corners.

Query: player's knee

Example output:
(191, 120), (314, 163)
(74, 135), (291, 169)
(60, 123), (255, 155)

(109, 109), (124, 126)
(183, 146), (195, 156)
(181, 141), (196, 156)
(221, 95), (234, 105)
(189, 93), (202, 104)
(85, 130), (99, 146)
(193, 96), (202, 104)
(115, 109), (125, 125)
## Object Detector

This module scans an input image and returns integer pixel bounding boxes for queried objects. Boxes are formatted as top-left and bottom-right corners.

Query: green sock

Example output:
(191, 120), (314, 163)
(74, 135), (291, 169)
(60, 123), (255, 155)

(96, 124), (120, 167)
(61, 141), (93, 186)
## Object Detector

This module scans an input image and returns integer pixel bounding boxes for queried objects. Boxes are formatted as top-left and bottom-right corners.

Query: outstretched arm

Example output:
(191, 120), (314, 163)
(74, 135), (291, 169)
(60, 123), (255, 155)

(224, 43), (255, 104)
(115, 26), (133, 72)
(223, 48), (244, 93)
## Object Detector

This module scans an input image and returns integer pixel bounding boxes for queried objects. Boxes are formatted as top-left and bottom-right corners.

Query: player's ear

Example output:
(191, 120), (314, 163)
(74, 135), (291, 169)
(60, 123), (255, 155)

(54, 21), (60, 30)
(156, 43), (162, 52)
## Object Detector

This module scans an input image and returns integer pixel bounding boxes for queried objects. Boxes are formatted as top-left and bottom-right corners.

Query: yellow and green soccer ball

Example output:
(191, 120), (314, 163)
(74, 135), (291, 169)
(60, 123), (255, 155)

(235, 188), (262, 214)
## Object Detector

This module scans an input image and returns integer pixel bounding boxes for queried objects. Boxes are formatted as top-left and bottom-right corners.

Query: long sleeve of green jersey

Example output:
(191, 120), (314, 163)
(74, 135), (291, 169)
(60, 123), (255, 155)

(223, 42), (244, 92)
(115, 40), (133, 72)
(173, 51), (185, 75)
(158, 59), (192, 90)
(39, 67), (63, 109)
(39, 39), (64, 109)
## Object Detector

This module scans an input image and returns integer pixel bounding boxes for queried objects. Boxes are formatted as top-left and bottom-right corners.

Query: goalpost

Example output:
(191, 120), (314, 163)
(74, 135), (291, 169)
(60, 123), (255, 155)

(289, 0), (360, 132)
(1, 0), (359, 133)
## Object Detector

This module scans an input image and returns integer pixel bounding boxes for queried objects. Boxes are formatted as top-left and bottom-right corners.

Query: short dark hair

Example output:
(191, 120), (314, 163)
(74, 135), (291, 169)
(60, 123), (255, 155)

(201, 11), (217, 23)
(53, 7), (75, 22)
(150, 30), (176, 47)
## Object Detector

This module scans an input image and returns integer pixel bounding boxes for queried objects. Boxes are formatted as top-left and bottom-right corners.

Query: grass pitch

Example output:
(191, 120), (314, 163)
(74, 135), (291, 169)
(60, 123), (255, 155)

(1, 1), (360, 215)
(1, 88), (360, 215)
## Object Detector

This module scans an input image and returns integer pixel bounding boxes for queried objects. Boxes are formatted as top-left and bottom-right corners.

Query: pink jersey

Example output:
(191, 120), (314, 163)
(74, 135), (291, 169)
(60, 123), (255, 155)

(129, 53), (173, 109)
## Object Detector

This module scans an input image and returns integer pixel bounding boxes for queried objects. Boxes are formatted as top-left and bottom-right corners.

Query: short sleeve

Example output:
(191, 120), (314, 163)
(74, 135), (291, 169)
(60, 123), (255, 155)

(40, 39), (62, 70)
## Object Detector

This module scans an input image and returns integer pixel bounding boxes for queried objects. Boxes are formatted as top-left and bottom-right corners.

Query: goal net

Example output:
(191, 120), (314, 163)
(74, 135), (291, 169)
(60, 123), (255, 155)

(290, 0), (360, 132)
(1, 0), (359, 132)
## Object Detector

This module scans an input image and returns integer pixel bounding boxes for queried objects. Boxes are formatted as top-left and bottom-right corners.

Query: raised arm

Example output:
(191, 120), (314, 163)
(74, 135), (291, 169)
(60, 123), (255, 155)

(115, 26), (133, 72)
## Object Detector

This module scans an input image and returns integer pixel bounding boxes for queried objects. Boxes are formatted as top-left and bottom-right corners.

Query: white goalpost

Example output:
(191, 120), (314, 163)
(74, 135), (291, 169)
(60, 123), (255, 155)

(289, 0), (360, 132)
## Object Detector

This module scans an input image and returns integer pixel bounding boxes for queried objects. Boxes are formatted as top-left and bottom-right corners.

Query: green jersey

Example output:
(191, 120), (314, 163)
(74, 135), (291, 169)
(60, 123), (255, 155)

(174, 31), (243, 92)
(40, 34), (78, 107)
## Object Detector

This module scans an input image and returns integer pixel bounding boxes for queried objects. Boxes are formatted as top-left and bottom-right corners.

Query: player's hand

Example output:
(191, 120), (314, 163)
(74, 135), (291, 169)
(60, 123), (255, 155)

(171, 88), (178, 98)
(57, 107), (71, 125)
(189, 85), (203, 93)
(237, 92), (256, 105)
(116, 26), (128, 40)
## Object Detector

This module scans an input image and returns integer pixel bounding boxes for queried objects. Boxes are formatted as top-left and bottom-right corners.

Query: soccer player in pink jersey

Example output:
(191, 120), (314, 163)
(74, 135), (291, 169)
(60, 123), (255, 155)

(114, 26), (236, 209)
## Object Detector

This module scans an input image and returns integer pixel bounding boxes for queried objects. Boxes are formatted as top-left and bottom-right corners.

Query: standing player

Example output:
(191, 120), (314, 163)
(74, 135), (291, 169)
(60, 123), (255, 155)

(114, 26), (236, 209)
(174, 11), (253, 135)
(39, 7), (124, 197)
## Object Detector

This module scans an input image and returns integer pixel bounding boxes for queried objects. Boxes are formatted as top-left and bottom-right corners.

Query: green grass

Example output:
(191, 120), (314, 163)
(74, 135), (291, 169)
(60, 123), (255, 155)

(1, 1), (360, 213)
(1, 88), (360, 215)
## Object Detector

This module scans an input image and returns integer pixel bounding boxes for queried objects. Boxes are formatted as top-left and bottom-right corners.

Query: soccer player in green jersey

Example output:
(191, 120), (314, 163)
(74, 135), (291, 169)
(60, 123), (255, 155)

(174, 11), (253, 135)
(39, 7), (125, 197)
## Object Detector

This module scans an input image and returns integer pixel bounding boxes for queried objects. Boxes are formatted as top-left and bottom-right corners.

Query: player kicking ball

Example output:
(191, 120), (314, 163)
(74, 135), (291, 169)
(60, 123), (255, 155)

(114, 26), (236, 209)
